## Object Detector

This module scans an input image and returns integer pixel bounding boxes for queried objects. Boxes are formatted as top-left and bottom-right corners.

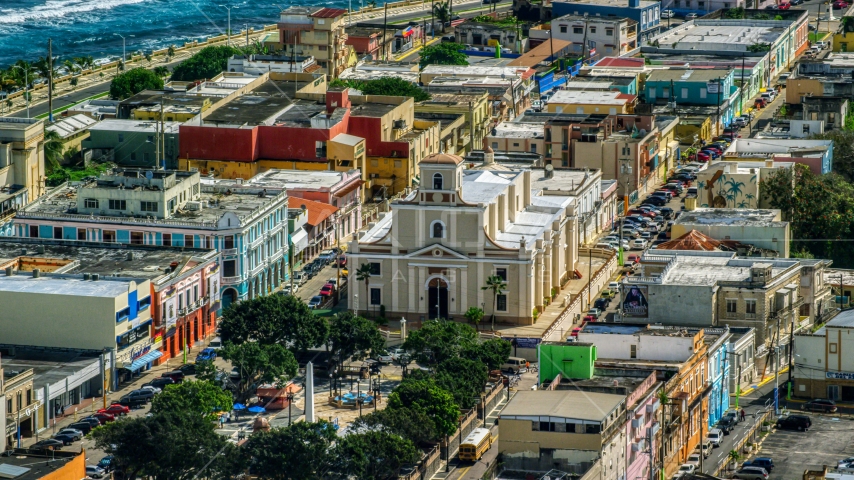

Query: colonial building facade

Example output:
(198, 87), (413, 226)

(347, 152), (581, 325)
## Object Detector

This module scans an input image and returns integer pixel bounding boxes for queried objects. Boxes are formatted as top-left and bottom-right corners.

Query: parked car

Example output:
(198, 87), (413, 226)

(176, 363), (197, 376)
(685, 12), (698, 19)
(140, 385), (162, 395)
(833, 0), (848, 9)
(86, 465), (107, 478)
(694, 151), (710, 162)
(838, 457), (854, 466)
(707, 428), (723, 447)
(320, 283), (335, 297)
(77, 417), (102, 429)
(608, 281), (620, 290)
(143, 377), (175, 391)
(677, 464), (696, 476)
(643, 196), (667, 207)
(661, 9), (675, 17)
(52, 433), (79, 445)
(732, 467), (768, 480)
(280, 284), (298, 296)
(587, 308), (601, 318)
(594, 298), (609, 310)
(120, 389), (155, 405)
(776, 414), (811, 431)
(839, 463), (854, 474)
(803, 398), (837, 412)
(87, 412), (116, 424)
(631, 238), (648, 250)
(717, 416), (735, 434)
(66, 421), (93, 435)
(208, 337), (223, 350)
(308, 295), (324, 309)
(601, 289), (617, 300)
(197, 348), (217, 362)
(31, 439), (64, 451)
(98, 456), (115, 472)
(596, 242), (617, 251)
(56, 428), (84, 440)
(723, 410), (739, 425)
(161, 370), (186, 383)
(699, 440), (712, 458)
(742, 458), (774, 472)
(686, 453), (701, 467)
(98, 404), (130, 416)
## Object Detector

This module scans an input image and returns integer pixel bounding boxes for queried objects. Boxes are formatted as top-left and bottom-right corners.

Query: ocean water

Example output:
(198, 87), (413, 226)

(0, 0), (348, 69)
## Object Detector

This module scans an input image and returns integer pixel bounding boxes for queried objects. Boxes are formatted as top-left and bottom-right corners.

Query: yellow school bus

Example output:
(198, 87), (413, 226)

(459, 427), (492, 462)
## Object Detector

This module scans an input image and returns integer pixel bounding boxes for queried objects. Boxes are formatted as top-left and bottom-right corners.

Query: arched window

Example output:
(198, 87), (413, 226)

(433, 172), (444, 190)
(430, 220), (446, 239)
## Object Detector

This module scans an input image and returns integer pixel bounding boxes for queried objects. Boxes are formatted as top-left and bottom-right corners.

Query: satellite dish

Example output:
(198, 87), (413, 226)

(145, 171), (154, 179)
(545, 164), (554, 172)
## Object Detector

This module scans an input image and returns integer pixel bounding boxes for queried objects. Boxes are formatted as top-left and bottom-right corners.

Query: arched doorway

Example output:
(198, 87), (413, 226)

(427, 277), (449, 320)
(222, 288), (238, 309)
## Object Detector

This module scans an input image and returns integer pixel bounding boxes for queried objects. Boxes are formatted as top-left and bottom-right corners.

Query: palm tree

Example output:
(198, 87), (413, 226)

(482, 275), (507, 331)
(42, 129), (64, 171)
(433, 1), (451, 33)
(153, 66), (170, 78)
(355, 263), (374, 317)
(724, 178), (745, 199)
(62, 59), (78, 78)
(167, 46), (176, 59)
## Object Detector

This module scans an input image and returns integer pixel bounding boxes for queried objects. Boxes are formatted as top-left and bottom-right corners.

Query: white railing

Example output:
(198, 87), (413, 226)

(222, 276), (242, 285)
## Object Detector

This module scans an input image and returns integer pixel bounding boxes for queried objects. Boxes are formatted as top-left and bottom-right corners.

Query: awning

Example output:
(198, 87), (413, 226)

(126, 350), (163, 372)
(291, 228), (309, 254)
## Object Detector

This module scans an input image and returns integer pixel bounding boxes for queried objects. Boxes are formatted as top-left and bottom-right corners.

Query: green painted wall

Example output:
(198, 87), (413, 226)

(538, 343), (597, 383)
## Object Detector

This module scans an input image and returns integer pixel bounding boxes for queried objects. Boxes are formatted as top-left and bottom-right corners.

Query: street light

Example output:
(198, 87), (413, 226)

(11, 65), (29, 119)
(113, 33), (135, 63)
(220, 5), (239, 47)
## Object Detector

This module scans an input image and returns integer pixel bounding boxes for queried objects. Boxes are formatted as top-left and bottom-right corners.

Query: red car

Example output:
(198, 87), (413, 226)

(98, 404), (130, 416)
(87, 412), (115, 424)
(834, 0), (848, 8)
(571, 327), (582, 338)
(777, 2), (791, 8)
(694, 152), (710, 162)
(583, 315), (597, 322)
(628, 209), (656, 218)
(703, 145), (722, 154)
(319, 283), (335, 297)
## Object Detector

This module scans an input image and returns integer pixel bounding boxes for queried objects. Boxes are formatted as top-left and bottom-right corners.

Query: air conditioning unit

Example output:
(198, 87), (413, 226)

(369, 173), (379, 179)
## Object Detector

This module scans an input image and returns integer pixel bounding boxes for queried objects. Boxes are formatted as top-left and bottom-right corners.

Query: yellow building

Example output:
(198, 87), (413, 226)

(833, 17), (854, 52)
(415, 92), (490, 154)
(785, 76), (824, 105)
(545, 89), (636, 114)
(46, 114), (98, 163)
(675, 116), (713, 144)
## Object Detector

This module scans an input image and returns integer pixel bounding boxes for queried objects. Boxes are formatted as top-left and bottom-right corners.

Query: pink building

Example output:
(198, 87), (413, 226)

(624, 371), (662, 480)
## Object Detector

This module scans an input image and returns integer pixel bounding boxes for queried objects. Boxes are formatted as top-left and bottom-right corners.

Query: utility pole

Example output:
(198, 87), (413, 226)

(787, 310), (796, 399)
(548, 23), (556, 70)
(581, 14), (590, 64)
(431, 0), (435, 39)
(715, 77), (722, 137)
(48, 38), (54, 123)
(774, 315), (782, 415)
(155, 101), (161, 168)
(383, 2), (389, 61)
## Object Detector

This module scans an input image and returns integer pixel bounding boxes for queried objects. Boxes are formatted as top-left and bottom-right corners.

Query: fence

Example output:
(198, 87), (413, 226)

(541, 249), (618, 342)
(710, 409), (772, 478)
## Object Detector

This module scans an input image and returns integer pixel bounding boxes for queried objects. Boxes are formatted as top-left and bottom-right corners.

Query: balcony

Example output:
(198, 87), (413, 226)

(222, 248), (238, 256)
(222, 276), (242, 285)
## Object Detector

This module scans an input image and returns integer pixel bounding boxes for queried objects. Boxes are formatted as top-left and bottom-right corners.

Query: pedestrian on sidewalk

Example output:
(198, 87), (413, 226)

(740, 408), (746, 422)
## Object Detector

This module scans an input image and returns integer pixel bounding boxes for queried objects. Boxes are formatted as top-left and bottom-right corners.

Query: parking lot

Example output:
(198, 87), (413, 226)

(754, 413), (854, 479)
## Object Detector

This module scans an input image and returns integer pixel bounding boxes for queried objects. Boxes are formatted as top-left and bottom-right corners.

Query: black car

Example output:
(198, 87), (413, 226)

(594, 298), (609, 310)
(68, 421), (94, 435)
(52, 433), (77, 445)
(77, 417), (102, 429)
(658, 207), (675, 219)
(31, 439), (64, 451)
(717, 417), (735, 434)
(742, 458), (774, 472)
(776, 414), (811, 431)
(176, 363), (196, 376)
(643, 197), (667, 207)
(803, 398), (837, 412)
(144, 377), (175, 390)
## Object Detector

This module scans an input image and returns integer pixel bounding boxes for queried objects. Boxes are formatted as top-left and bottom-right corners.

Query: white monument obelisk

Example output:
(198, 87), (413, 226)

(305, 361), (315, 422)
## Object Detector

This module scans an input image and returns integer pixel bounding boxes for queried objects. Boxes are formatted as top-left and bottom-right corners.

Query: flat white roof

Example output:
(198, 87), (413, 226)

(421, 65), (529, 78)
(491, 121), (544, 139)
(548, 89), (630, 105)
(0, 275), (136, 298)
(653, 21), (786, 52)
(88, 119), (181, 134)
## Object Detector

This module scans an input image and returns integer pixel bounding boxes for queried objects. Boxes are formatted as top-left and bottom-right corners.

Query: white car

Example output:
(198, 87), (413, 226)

(608, 281), (620, 290)
(661, 9), (675, 17)
(140, 385), (162, 395)
(390, 347), (407, 360)
(840, 464), (854, 474)
(86, 465), (106, 478)
(374, 353), (393, 364)
(686, 453), (701, 467)
(685, 12), (698, 19)
(631, 239), (648, 250)
(839, 457), (854, 466)
(678, 464), (696, 476)
(707, 428), (723, 447)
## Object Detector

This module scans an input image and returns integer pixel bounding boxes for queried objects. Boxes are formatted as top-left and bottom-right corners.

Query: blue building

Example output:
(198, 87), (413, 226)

(13, 169), (289, 309)
(645, 68), (739, 129)
(706, 327), (731, 427)
(552, 0), (661, 44)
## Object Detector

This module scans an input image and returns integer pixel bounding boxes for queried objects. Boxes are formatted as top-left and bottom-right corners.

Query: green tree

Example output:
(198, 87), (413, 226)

(218, 293), (328, 351)
(69, 77), (78, 90)
(334, 77), (430, 102)
(350, 405), (439, 445)
(419, 42), (469, 69)
(170, 45), (241, 81)
(153, 66), (170, 78)
(432, 1), (451, 33)
(403, 319), (478, 365)
(145, 52), (153, 63)
(434, 357), (488, 409)
(464, 337), (512, 370)
(150, 379), (233, 420)
(328, 312), (385, 369)
(42, 129), (64, 171)
(109, 67), (164, 100)
(387, 378), (460, 437)
(194, 359), (220, 385)
(482, 275), (507, 331)
(329, 430), (420, 480)
(167, 46), (176, 58)
(91, 411), (245, 480)
(813, 129), (854, 181)
(245, 420), (337, 479)
(355, 263), (374, 316)
(464, 306), (484, 330)
(62, 59), (79, 77)
(220, 342), (299, 394)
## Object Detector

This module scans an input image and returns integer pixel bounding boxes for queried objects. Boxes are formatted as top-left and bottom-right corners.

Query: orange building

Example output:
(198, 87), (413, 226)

(0, 449), (86, 479)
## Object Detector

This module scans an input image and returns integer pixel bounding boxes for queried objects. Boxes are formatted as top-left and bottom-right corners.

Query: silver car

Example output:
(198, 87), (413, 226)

(733, 467), (768, 480)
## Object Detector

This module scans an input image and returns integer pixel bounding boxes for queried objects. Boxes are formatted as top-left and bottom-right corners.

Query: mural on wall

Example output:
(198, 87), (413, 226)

(697, 170), (758, 208)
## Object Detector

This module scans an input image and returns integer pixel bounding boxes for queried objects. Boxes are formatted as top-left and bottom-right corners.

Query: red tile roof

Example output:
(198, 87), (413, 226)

(655, 229), (738, 252)
(310, 7), (348, 18)
(289, 197), (339, 226)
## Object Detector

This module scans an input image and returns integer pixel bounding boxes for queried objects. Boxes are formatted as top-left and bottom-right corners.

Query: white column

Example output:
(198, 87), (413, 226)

(460, 268), (468, 312)
(392, 258), (400, 313)
(408, 265), (416, 313)
(305, 361), (315, 422)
